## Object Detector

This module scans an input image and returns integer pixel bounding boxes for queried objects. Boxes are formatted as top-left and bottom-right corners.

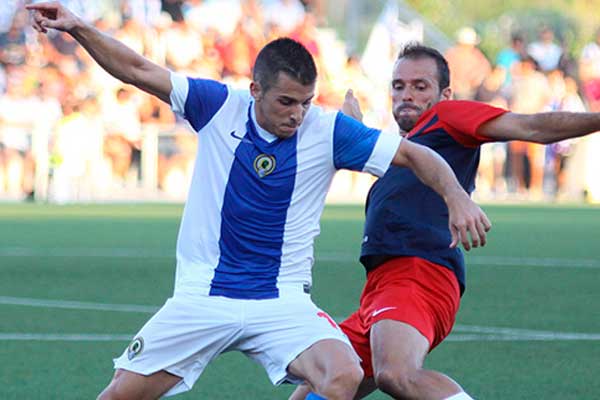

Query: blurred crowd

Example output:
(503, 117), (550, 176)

(445, 25), (599, 200)
(0, 0), (598, 202)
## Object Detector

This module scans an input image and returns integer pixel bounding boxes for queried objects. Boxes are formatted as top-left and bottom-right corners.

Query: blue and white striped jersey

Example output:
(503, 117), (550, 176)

(169, 72), (401, 299)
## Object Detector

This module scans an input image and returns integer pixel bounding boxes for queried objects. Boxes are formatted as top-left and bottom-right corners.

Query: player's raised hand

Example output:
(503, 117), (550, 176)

(446, 192), (492, 251)
(341, 89), (364, 122)
(26, 2), (80, 34)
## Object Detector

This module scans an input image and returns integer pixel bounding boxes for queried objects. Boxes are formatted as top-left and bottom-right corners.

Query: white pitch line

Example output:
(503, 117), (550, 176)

(1, 296), (599, 342)
(1, 247), (599, 269)
(317, 253), (600, 269)
(1, 330), (599, 342)
(0, 296), (158, 313)
(0, 247), (173, 258)
(0, 333), (131, 341)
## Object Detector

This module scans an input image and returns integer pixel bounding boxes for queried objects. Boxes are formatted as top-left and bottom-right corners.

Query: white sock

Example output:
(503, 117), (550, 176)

(444, 392), (474, 400)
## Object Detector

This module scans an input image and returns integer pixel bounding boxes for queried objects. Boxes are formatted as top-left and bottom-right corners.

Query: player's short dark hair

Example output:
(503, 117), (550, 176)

(253, 38), (317, 91)
(397, 43), (450, 92)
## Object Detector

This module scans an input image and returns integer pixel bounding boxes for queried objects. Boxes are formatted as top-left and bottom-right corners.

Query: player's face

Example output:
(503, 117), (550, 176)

(251, 72), (315, 139)
(391, 57), (451, 133)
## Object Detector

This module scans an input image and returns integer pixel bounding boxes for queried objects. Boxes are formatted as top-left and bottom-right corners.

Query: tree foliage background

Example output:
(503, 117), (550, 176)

(327, 0), (600, 62)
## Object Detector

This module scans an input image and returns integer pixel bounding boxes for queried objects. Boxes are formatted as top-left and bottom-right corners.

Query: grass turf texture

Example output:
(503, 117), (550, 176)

(0, 203), (599, 399)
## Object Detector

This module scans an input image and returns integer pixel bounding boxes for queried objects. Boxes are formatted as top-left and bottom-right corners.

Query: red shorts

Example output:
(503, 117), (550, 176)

(340, 257), (460, 378)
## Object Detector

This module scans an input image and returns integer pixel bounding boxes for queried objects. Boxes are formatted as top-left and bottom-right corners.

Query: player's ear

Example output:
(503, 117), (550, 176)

(250, 81), (262, 101)
(441, 86), (452, 101)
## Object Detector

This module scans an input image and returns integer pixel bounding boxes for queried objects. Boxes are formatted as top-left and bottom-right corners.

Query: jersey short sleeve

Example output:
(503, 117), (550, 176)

(434, 100), (508, 147)
(332, 112), (401, 177)
(169, 72), (228, 132)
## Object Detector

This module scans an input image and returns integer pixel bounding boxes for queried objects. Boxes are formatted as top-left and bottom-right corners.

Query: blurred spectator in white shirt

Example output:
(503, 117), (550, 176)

(527, 25), (563, 72)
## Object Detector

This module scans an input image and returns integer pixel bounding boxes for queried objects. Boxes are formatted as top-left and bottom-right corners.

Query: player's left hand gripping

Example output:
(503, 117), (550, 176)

(448, 196), (492, 251)
(341, 89), (364, 122)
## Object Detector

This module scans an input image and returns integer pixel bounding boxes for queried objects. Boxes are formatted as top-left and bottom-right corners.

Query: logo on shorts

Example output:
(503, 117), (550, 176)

(253, 154), (276, 178)
(317, 311), (339, 330)
(127, 337), (144, 360)
(371, 307), (397, 317)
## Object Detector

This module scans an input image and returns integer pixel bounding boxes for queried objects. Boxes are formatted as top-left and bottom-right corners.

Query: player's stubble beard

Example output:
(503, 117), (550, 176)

(394, 99), (436, 134)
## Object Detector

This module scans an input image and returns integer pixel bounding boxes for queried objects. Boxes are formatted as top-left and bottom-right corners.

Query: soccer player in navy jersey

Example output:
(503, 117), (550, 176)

(28, 4), (492, 399)
(292, 43), (600, 400)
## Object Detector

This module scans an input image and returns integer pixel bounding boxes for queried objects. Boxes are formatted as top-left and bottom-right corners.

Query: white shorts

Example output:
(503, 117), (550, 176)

(113, 286), (353, 397)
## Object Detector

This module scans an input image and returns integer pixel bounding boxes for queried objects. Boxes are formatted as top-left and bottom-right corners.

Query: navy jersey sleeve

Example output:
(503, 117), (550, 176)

(332, 112), (381, 171)
(169, 72), (228, 132)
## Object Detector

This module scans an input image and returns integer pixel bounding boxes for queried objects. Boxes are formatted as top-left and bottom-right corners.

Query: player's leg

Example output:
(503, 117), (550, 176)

(367, 257), (472, 400)
(97, 369), (181, 400)
(242, 287), (363, 400)
(290, 308), (377, 400)
(287, 338), (363, 400)
(99, 294), (244, 399)
(370, 319), (469, 399)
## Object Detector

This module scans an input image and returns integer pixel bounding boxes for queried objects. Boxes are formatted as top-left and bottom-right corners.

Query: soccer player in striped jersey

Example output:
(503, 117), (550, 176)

(293, 43), (600, 400)
(28, 4), (490, 399)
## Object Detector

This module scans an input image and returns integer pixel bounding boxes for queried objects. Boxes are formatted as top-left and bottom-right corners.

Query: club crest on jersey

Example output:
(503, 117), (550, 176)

(253, 154), (276, 178)
(127, 337), (144, 360)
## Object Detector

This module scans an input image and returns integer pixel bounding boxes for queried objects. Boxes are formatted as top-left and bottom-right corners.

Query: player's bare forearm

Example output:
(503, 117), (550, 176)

(391, 140), (461, 199)
(481, 111), (600, 143)
(392, 140), (491, 249)
(27, 2), (171, 103)
(70, 23), (171, 102)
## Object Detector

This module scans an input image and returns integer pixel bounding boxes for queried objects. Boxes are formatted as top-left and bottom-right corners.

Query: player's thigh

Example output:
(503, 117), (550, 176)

(241, 291), (359, 385)
(287, 338), (360, 384)
(99, 369), (181, 400)
(370, 319), (430, 373)
(113, 294), (243, 395)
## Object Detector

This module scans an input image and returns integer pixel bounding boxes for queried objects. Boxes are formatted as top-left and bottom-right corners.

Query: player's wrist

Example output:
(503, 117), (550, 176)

(67, 16), (87, 36)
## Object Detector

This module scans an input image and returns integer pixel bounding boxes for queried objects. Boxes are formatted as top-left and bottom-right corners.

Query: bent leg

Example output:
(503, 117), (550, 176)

(97, 368), (181, 400)
(371, 320), (465, 400)
(287, 339), (363, 400)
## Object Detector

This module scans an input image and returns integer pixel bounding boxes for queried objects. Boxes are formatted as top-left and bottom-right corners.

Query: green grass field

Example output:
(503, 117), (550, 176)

(1, 203), (599, 399)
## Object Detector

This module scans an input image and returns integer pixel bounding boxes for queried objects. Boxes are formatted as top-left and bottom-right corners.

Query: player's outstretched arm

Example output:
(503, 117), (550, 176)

(392, 140), (491, 251)
(479, 111), (600, 144)
(27, 2), (171, 103)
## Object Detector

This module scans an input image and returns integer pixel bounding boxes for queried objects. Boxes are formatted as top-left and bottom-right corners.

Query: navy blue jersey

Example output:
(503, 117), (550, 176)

(360, 100), (507, 294)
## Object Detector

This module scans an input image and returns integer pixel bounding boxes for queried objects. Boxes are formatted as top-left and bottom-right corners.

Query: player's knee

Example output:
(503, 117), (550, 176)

(96, 376), (135, 400)
(374, 367), (418, 399)
(318, 364), (363, 399)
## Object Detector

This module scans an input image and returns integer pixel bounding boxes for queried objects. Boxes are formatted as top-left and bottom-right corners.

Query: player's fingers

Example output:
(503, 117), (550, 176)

(482, 213), (492, 232)
(25, 2), (58, 11)
(40, 18), (61, 29)
(31, 14), (47, 33)
(468, 221), (480, 248)
(477, 219), (488, 247)
(460, 225), (471, 251)
(449, 225), (459, 248)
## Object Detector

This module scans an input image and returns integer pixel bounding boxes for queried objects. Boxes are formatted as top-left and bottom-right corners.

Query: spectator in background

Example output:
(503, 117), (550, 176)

(102, 87), (143, 183)
(0, 66), (36, 199)
(527, 25), (563, 73)
(495, 32), (526, 87)
(545, 72), (586, 197)
(163, 19), (203, 70)
(0, 8), (28, 66)
(474, 66), (509, 197)
(50, 97), (102, 202)
(580, 27), (600, 112)
(161, 0), (184, 22)
(509, 56), (551, 196)
(263, 0), (306, 34)
(445, 26), (491, 99)
(123, 0), (162, 26)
